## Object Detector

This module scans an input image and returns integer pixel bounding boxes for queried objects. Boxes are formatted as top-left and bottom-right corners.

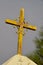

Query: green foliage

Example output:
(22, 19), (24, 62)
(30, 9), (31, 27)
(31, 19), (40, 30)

(27, 27), (43, 65)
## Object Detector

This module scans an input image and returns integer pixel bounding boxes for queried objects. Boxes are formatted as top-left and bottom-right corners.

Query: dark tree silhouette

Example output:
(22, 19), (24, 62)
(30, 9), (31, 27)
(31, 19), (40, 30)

(27, 27), (43, 65)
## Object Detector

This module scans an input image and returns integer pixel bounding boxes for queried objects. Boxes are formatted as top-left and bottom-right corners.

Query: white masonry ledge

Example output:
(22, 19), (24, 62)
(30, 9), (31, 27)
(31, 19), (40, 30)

(2, 54), (37, 65)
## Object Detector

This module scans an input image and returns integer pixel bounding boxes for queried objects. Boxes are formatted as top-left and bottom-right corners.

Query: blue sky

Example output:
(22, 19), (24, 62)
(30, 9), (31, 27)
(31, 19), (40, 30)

(0, 0), (43, 65)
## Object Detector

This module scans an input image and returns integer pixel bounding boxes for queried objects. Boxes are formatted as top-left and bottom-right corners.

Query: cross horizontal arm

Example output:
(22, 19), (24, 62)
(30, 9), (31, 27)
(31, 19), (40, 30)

(23, 23), (37, 31)
(5, 19), (19, 26)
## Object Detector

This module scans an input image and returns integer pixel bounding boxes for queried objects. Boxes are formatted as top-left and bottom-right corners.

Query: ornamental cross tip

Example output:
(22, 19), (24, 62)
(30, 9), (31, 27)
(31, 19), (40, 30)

(5, 8), (37, 55)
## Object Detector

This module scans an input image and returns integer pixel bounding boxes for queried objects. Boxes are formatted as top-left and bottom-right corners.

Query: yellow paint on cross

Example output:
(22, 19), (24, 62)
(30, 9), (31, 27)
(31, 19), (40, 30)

(5, 8), (37, 55)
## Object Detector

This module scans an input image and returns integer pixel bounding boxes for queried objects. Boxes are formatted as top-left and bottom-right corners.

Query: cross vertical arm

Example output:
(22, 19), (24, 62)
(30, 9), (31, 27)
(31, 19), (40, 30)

(17, 27), (24, 54)
(19, 8), (24, 23)
(17, 8), (24, 54)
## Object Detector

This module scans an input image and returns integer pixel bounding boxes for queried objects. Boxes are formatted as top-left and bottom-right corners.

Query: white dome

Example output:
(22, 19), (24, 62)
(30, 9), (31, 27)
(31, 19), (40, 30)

(2, 54), (37, 65)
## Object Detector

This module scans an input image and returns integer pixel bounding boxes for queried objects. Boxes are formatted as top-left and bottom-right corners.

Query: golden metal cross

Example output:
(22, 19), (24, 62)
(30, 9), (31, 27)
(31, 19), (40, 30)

(5, 8), (37, 55)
